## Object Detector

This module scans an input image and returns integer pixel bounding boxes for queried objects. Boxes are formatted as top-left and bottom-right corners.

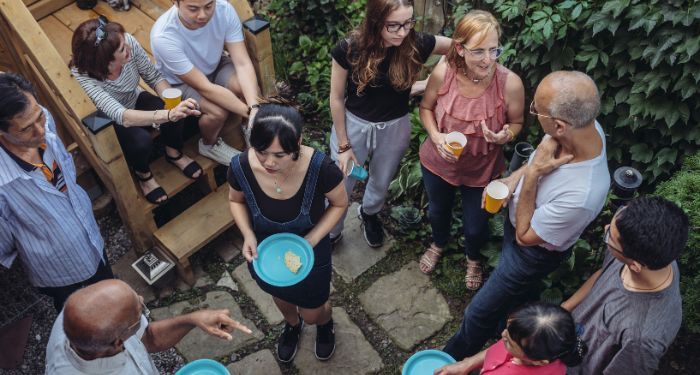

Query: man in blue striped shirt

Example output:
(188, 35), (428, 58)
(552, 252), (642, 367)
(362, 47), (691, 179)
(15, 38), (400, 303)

(0, 72), (113, 311)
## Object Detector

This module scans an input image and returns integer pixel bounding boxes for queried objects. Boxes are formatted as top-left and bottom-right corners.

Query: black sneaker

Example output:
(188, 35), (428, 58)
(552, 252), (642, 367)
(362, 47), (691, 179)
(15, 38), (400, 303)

(277, 317), (303, 363)
(357, 206), (384, 248)
(315, 319), (335, 361)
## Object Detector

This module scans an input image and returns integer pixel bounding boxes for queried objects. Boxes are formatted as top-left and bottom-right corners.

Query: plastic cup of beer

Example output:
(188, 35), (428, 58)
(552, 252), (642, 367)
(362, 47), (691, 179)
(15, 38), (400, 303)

(443, 132), (467, 157)
(484, 180), (509, 214)
(162, 88), (182, 110)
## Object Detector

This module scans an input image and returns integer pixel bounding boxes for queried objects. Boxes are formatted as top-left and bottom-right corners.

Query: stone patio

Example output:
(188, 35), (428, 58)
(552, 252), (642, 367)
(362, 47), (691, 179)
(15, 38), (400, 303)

(1, 204), (467, 375)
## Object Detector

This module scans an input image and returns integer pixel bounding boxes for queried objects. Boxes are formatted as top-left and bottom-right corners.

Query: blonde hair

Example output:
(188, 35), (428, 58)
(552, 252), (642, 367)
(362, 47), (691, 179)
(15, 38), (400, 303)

(446, 10), (502, 75)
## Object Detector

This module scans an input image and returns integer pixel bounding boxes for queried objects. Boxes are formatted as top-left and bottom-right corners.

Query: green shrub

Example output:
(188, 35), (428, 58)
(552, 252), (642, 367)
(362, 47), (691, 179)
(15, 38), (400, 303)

(448, 0), (700, 185)
(263, 0), (367, 127)
(654, 152), (700, 333)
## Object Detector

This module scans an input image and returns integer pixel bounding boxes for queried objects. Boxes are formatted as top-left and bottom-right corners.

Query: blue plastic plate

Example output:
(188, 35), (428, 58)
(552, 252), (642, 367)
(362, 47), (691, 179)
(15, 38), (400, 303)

(175, 359), (229, 375)
(402, 350), (456, 375)
(253, 233), (314, 287)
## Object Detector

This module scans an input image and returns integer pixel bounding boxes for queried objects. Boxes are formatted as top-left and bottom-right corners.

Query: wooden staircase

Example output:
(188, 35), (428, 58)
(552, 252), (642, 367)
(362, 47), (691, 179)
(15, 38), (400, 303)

(0, 0), (275, 285)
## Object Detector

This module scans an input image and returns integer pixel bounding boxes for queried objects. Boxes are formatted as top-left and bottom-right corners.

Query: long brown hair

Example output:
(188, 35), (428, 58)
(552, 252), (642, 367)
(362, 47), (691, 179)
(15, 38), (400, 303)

(446, 10), (501, 76)
(70, 18), (125, 81)
(346, 0), (421, 95)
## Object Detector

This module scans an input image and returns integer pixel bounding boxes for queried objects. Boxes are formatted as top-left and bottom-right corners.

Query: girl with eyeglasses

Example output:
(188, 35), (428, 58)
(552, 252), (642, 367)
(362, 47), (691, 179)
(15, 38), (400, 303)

(328, 0), (451, 248)
(70, 18), (203, 205)
(434, 302), (587, 374)
(417, 11), (525, 291)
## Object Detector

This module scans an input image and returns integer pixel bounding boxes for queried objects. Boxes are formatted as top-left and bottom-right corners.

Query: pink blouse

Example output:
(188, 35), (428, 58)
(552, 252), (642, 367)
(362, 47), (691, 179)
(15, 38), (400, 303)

(481, 340), (566, 375)
(419, 64), (511, 187)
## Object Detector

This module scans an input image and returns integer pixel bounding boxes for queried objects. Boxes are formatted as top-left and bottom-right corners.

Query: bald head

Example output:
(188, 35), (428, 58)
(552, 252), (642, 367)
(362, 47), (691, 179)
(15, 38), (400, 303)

(537, 71), (600, 129)
(63, 279), (140, 356)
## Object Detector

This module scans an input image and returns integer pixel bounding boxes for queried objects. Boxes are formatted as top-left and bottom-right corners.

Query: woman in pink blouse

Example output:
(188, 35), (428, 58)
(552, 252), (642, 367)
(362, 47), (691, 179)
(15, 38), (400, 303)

(417, 10), (524, 290)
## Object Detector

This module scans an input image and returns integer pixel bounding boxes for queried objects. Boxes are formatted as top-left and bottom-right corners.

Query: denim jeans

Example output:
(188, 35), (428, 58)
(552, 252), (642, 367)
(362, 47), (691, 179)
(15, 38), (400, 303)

(421, 165), (490, 260)
(442, 218), (571, 360)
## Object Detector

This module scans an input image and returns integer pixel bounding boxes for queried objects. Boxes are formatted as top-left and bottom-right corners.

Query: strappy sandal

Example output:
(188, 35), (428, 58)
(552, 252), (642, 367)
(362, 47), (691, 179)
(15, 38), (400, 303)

(166, 151), (202, 179)
(465, 260), (484, 290)
(135, 171), (168, 205)
(419, 244), (443, 274)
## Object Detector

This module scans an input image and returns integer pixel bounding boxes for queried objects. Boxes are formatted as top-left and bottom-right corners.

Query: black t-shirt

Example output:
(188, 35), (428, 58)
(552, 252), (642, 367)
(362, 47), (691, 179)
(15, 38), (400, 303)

(227, 150), (344, 224)
(331, 32), (436, 122)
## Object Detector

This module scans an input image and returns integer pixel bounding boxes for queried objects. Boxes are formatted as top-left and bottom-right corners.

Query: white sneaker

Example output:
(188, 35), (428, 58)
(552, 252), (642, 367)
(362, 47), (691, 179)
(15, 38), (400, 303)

(198, 137), (241, 165)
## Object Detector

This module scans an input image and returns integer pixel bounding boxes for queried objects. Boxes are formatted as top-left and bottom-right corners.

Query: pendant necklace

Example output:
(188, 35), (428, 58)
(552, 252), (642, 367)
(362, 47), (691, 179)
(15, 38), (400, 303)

(273, 172), (289, 194)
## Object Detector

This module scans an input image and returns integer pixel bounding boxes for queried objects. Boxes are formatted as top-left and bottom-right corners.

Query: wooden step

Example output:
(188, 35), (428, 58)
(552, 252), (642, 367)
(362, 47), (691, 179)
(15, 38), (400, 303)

(153, 184), (235, 283)
(141, 119), (245, 212)
(141, 133), (217, 213)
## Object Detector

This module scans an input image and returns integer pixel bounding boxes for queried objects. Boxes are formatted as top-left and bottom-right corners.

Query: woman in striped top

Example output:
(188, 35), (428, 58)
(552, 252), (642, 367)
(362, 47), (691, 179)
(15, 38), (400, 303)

(71, 17), (202, 204)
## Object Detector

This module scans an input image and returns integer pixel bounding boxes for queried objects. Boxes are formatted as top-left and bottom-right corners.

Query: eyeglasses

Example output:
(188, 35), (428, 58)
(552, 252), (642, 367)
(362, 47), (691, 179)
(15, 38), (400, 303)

(124, 300), (151, 336)
(603, 206), (627, 256)
(94, 16), (109, 46)
(385, 19), (416, 33)
(462, 46), (504, 60)
(529, 101), (557, 120)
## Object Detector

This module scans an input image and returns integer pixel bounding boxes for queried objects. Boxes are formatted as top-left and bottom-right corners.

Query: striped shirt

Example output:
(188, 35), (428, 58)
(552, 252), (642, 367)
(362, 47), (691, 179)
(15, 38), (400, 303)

(72, 33), (165, 125)
(0, 108), (105, 287)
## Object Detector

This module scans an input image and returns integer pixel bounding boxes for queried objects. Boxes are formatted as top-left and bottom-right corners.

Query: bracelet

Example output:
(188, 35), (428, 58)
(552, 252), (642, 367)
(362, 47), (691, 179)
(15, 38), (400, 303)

(247, 103), (260, 116)
(506, 128), (515, 142)
(167, 109), (173, 122)
(151, 110), (160, 130)
(337, 142), (352, 154)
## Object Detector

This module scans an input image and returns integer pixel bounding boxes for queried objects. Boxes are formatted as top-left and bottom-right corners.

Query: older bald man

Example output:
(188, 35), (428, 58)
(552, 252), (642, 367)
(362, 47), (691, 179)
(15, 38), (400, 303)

(442, 71), (610, 360)
(45, 279), (251, 374)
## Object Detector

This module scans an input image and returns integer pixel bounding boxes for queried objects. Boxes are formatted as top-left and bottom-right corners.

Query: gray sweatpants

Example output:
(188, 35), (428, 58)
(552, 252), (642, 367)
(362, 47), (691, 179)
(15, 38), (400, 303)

(329, 111), (411, 236)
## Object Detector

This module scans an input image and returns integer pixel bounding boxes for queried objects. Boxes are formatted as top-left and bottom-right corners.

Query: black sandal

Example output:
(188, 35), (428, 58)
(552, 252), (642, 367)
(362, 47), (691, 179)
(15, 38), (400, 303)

(165, 151), (202, 179)
(135, 171), (168, 204)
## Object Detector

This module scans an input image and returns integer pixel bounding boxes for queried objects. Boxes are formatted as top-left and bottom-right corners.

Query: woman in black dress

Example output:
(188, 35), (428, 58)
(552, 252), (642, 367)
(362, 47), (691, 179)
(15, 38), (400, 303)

(227, 99), (347, 363)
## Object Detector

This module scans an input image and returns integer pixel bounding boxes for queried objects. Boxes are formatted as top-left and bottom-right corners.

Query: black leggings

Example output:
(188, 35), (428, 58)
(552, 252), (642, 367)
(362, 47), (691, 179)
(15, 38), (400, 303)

(114, 91), (185, 173)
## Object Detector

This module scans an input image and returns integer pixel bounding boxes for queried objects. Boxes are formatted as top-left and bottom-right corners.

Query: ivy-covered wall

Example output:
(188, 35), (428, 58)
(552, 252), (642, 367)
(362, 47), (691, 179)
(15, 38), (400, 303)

(452, 0), (699, 184)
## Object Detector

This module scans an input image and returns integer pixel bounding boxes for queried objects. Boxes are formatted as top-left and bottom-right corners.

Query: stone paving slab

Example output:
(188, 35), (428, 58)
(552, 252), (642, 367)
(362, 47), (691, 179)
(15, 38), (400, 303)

(150, 291), (264, 360)
(226, 349), (282, 375)
(111, 250), (156, 303)
(332, 203), (391, 282)
(359, 262), (451, 351)
(294, 307), (383, 374)
(232, 263), (284, 325)
(216, 271), (238, 291)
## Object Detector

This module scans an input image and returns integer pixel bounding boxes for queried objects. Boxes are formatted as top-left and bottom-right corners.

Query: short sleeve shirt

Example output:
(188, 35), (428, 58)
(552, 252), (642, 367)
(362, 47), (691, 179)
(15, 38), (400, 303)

(46, 312), (158, 374)
(568, 253), (682, 375)
(151, 0), (244, 84)
(227, 150), (344, 224)
(509, 123), (610, 251)
(330, 32), (436, 122)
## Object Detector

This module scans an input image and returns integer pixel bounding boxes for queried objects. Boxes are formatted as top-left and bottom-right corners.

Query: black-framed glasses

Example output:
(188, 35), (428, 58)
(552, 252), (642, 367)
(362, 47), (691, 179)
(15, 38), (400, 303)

(94, 15), (109, 47)
(385, 19), (416, 33)
(462, 46), (504, 60)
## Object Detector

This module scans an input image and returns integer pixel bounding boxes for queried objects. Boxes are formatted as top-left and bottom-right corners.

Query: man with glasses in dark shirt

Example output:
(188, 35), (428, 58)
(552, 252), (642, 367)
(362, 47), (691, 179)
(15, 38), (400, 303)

(45, 279), (252, 374)
(562, 196), (687, 374)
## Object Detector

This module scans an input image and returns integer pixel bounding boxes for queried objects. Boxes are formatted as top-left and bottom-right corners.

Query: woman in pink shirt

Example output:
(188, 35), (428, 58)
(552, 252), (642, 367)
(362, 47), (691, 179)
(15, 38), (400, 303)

(417, 10), (524, 290)
(434, 302), (587, 375)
